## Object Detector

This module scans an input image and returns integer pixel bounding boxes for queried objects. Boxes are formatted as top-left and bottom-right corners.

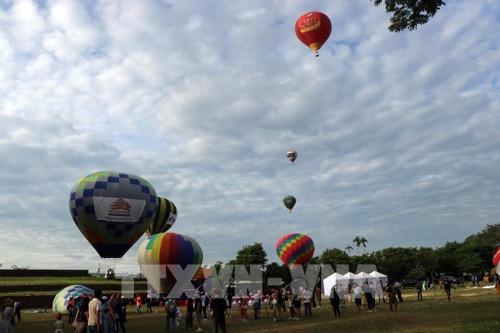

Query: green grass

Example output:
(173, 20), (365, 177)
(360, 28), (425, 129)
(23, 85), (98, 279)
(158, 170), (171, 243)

(9, 287), (500, 333)
(0, 276), (135, 286)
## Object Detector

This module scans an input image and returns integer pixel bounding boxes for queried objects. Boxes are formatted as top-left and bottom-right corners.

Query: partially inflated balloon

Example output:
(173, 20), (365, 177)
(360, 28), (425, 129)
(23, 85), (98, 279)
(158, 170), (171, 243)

(276, 233), (315, 267)
(69, 171), (158, 258)
(283, 195), (296, 213)
(52, 285), (94, 314)
(287, 150), (298, 164)
(138, 232), (203, 295)
(295, 11), (332, 57)
(146, 197), (178, 236)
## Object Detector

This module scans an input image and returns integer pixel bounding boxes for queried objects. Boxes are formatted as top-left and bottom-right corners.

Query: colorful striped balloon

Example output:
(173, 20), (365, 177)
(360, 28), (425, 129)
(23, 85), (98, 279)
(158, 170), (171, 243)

(276, 233), (315, 267)
(146, 197), (178, 236)
(138, 232), (203, 295)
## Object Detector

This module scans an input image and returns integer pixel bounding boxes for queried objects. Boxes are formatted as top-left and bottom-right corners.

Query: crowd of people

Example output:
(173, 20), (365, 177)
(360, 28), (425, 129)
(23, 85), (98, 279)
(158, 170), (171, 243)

(1, 273), (499, 332)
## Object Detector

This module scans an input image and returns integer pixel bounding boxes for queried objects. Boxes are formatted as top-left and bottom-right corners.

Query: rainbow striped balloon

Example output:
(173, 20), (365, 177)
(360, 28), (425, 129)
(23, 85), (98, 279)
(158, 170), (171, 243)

(276, 233), (315, 267)
(138, 232), (203, 294)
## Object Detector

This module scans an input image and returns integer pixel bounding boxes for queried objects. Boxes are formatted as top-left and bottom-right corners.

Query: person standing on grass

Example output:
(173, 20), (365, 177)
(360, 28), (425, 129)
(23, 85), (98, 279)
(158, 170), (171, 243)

(329, 286), (341, 318)
(54, 312), (64, 333)
(210, 290), (227, 333)
(134, 294), (142, 315)
(185, 298), (194, 330)
(12, 301), (20, 323)
(87, 289), (102, 333)
(1, 298), (15, 333)
(417, 280), (423, 301)
(194, 294), (203, 332)
(386, 282), (398, 312)
(165, 299), (178, 332)
(352, 283), (362, 313)
(443, 279), (455, 301)
(302, 287), (313, 317)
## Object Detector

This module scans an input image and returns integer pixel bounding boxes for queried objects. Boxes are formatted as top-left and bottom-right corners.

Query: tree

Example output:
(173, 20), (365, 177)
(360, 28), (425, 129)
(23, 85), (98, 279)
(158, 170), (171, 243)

(345, 245), (354, 255)
(228, 242), (268, 269)
(318, 248), (350, 268)
(371, 0), (446, 32)
(360, 237), (368, 253)
(353, 236), (363, 255)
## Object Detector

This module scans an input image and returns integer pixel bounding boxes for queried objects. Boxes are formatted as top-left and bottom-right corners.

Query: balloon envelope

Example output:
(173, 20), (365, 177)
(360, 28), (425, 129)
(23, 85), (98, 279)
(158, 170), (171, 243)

(146, 197), (178, 236)
(493, 246), (500, 267)
(295, 11), (332, 56)
(52, 284), (94, 314)
(276, 233), (315, 266)
(138, 232), (203, 295)
(69, 171), (158, 258)
(287, 150), (298, 164)
(283, 195), (296, 213)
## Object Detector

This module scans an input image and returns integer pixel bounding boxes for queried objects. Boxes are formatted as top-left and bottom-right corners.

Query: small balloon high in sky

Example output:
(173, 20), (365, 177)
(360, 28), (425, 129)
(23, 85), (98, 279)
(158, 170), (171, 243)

(295, 11), (332, 57)
(287, 150), (298, 164)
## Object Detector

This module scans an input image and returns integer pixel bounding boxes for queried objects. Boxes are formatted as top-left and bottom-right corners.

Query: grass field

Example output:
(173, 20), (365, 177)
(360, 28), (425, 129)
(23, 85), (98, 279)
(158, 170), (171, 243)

(8, 286), (500, 333)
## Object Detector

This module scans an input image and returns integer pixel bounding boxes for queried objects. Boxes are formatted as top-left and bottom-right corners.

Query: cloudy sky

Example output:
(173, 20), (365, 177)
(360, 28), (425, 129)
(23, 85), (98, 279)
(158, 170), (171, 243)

(0, 0), (499, 273)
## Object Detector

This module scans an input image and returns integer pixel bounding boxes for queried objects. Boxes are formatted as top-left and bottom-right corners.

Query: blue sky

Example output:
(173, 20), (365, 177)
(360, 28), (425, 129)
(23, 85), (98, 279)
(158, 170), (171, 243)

(0, 0), (499, 272)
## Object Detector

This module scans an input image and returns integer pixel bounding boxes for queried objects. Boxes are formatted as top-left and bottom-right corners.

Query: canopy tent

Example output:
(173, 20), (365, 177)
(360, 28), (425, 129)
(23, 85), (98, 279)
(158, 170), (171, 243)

(323, 271), (389, 296)
(322, 273), (344, 296)
(369, 271), (388, 283)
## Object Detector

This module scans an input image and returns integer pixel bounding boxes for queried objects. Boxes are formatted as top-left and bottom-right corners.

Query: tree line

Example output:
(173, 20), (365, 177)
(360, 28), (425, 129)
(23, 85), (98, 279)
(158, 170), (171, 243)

(220, 224), (500, 283)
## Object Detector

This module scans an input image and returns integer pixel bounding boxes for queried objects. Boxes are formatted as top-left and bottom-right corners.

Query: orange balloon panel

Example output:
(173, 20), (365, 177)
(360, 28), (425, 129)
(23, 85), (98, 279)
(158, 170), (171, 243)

(295, 11), (332, 55)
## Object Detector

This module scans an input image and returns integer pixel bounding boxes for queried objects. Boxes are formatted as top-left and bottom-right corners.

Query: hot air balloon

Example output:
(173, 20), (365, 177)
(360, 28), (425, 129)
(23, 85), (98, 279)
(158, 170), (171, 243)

(283, 195), (296, 213)
(137, 232), (203, 296)
(287, 150), (298, 164)
(295, 11), (332, 57)
(52, 285), (94, 314)
(276, 233), (315, 267)
(69, 171), (158, 258)
(493, 246), (500, 267)
(146, 197), (178, 236)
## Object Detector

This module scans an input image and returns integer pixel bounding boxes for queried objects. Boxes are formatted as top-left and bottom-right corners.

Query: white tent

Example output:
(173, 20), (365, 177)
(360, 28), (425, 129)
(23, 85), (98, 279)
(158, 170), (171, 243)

(322, 272), (344, 296)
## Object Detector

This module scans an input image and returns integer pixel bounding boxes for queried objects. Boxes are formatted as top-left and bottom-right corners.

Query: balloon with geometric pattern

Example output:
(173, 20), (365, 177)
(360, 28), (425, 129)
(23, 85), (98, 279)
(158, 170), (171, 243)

(52, 284), (94, 314)
(146, 197), (178, 236)
(276, 233), (315, 267)
(69, 171), (158, 258)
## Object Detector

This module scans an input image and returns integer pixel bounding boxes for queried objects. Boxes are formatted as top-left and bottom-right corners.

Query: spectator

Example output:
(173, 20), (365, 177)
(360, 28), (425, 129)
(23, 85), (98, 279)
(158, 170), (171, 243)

(1, 298), (15, 333)
(13, 301), (21, 322)
(134, 294), (142, 315)
(87, 290), (102, 333)
(210, 290), (227, 333)
(54, 312), (64, 333)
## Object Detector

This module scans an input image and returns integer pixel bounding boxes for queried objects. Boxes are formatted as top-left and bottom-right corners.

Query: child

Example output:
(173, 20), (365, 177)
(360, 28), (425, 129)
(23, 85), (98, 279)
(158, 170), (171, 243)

(54, 312), (64, 333)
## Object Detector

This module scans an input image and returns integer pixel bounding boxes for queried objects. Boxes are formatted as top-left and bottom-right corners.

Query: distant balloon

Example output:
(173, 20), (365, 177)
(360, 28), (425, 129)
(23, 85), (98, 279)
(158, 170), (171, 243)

(493, 246), (500, 267)
(146, 197), (178, 236)
(69, 171), (158, 258)
(52, 285), (94, 315)
(138, 232), (203, 295)
(287, 150), (298, 164)
(283, 195), (296, 213)
(276, 233), (315, 267)
(295, 11), (332, 57)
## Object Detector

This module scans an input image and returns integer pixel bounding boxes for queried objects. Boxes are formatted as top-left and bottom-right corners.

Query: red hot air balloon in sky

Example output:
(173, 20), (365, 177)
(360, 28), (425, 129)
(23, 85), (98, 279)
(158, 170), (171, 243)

(295, 11), (332, 57)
